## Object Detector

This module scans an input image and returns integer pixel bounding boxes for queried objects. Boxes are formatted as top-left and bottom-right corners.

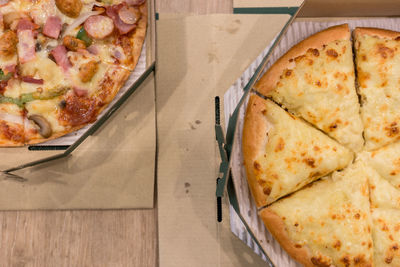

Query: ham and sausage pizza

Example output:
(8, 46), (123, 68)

(0, 0), (147, 146)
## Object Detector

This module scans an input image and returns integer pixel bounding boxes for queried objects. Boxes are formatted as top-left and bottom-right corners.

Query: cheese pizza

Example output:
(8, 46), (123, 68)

(242, 24), (400, 267)
(0, 0), (147, 146)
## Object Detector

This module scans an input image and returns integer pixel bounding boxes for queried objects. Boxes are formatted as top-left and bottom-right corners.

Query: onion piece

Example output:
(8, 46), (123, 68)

(62, 10), (104, 37)
(0, 113), (23, 125)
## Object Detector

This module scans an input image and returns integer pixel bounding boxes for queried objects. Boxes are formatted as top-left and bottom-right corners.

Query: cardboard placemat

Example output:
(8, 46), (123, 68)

(0, 73), (156, 210)
(156, 13), (292, 266)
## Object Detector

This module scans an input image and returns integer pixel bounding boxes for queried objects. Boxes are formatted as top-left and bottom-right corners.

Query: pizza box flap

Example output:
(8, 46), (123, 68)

(0, 71), (156, 210)
(156, 11), (302, 266)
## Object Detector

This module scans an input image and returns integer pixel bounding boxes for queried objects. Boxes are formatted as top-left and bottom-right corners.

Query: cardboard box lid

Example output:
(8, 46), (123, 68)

(156, 9), (300, 266)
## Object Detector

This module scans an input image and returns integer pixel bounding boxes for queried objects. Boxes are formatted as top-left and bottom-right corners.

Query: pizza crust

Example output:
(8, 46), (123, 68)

(129, 2), (148, 71)
(260, 209), (315, 267)
(255, 24), (350, 95)
(354, 27), (400, 40)
(242, 94), (272, 207)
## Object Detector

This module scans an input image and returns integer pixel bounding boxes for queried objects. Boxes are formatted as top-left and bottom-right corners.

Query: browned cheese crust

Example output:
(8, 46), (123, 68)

(259, 208), (315, 267)
(242, 94), (270, 207)
(354, 27), (400, 40)
(254, 24), (350, 96)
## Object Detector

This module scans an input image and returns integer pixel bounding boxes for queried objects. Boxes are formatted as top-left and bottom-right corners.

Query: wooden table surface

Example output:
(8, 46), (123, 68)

(0, 1), (232, 267)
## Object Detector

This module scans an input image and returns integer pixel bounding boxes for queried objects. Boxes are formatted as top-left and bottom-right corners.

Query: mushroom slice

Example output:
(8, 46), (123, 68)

(28, 115), (53, 138)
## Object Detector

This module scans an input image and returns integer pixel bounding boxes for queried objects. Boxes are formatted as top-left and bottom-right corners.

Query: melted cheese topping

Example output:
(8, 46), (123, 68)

(67, 50), (108, 96)
(28, 0), (96, 26)
(355, 34), (400, 151)
(264, 161), (374, 267)
(367, 165), (400, 266)
(25, 97), (65, 133)
(253, 99), (353, 204)
(19, 51), (70, 95)
(359, 141), (400, 190)
(266, 40), (364, 152)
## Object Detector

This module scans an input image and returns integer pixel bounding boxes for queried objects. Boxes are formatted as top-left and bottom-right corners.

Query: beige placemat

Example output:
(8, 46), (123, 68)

(0, 73), (156, 210)
(156, 14), (291, 266)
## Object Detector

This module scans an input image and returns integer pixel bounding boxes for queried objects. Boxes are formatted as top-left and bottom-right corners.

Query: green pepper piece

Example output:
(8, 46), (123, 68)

(20, 93), (35, 104)
(0, 95), (23, 107)
(0, 69), (13, 81)
(77, 27), (93, 47)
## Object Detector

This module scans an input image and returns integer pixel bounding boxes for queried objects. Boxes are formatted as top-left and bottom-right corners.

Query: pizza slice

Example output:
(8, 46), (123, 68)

(359, 141), (400, 190)
(354, 27), (400, 151)
(259, 161), (374, 267)
(242, 94), (353, 207)
(24, 64), (129, 144)
(254, 24), (364, 152)
(367, 162), (400, 266)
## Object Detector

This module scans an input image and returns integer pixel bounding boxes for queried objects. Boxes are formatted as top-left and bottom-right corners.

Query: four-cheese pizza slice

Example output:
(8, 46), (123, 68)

(255, 24), (364, 152)
(367, 162), (400, 266)
(354, 27), (400, 151)
(242, 94), (353, 207)
(259, 160), (374, 267)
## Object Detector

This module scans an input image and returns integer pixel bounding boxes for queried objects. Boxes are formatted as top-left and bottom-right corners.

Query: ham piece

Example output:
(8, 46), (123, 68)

(17, 30), (36, 63)
(43, 16), (62, 39)
(51, 45), (71, 71)
(21, 76), (44, 85)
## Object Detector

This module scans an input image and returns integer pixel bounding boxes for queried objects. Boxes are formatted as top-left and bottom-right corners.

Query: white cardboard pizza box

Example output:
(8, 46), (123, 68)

(157, 0), (400, 266)
(0, 0), (157, 210)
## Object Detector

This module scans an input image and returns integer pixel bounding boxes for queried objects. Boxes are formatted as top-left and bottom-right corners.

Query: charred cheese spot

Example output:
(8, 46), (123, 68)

(341, 255), (351, 267)
(315, 80), (321, 87)
(333, 240), (341, 250)
(311, 256), (331, 267)
(326, 49), (338, 58)
(285, 69), (293, 77)
(307, 48), (320, 57)
(303, 157), (316, 168)
(261, 109), (267, 115)
(354, 213), (360, 219)
(361, 54), (367, 61)
(253, 161), (261, 171)
(385, 122), (399, 137)
(357, 71), (370, 88)
(385, 257), (393, 264)
(263, 187), (271, 196)
(391, 244), (399, 251)
(353, 255), (366, 265)
(294, 244), (302, 248)
(376, 43), (395, 59)
(275, 137), (285, 152)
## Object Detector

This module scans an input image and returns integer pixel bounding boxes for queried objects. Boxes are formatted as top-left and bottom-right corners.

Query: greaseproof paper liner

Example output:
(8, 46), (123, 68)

(33, 43), (147, 146)
(225, 18), (400, 267)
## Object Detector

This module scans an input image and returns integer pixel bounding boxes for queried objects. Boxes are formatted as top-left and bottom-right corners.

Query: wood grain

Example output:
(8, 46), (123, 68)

(0, 210), (157, 267)
(0, 1), (229, 266)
